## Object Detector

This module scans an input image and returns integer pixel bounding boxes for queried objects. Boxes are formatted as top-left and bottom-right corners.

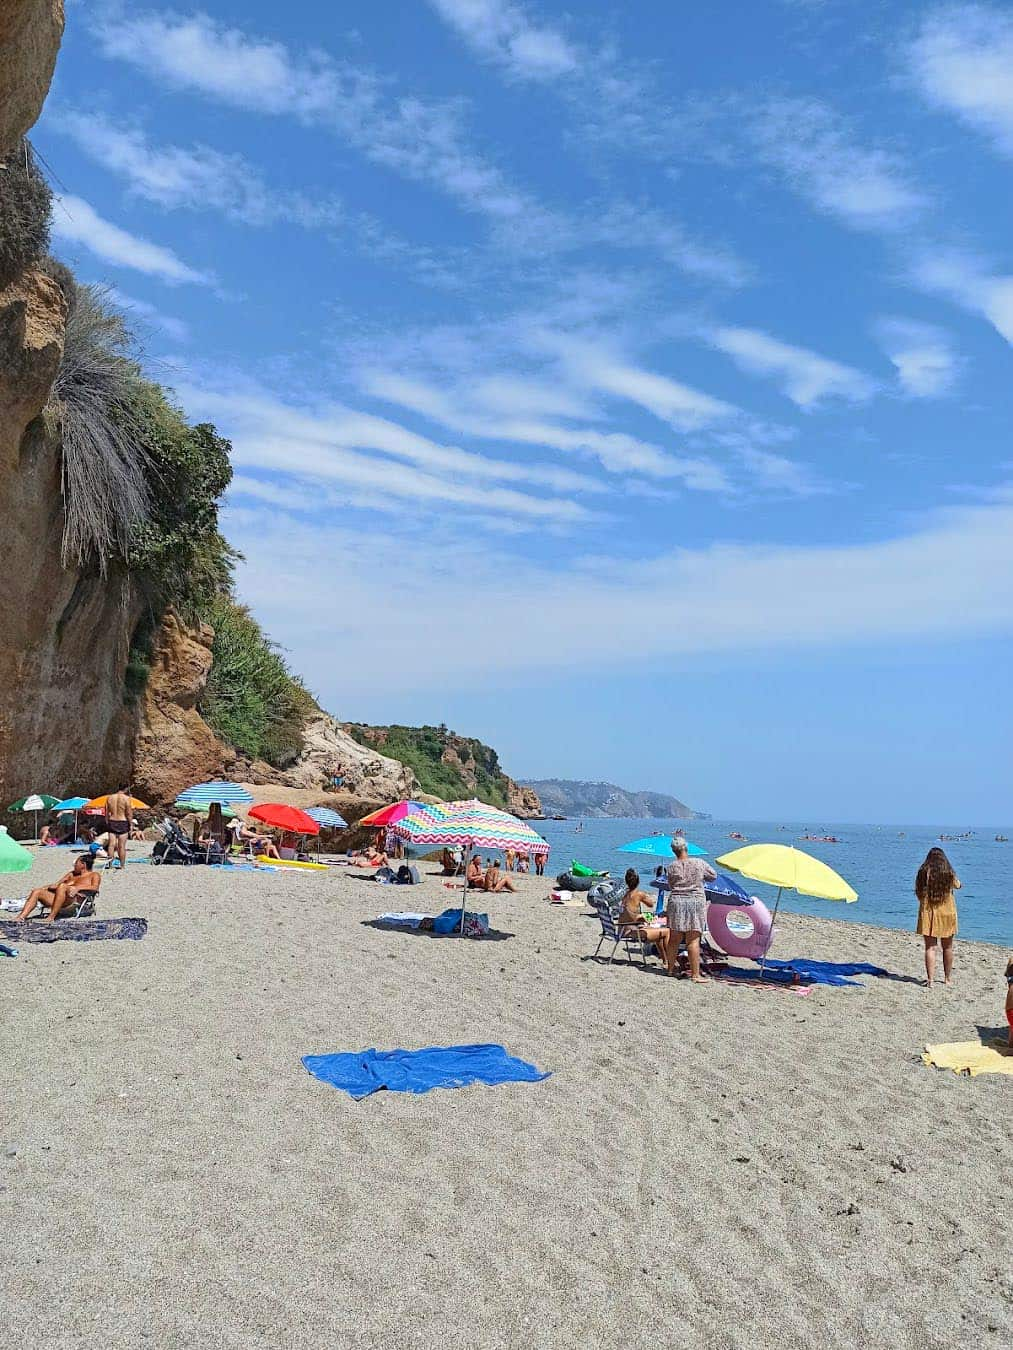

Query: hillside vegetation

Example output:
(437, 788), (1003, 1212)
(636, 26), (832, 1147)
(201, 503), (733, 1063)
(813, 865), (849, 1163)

(344, 724), (513, 808)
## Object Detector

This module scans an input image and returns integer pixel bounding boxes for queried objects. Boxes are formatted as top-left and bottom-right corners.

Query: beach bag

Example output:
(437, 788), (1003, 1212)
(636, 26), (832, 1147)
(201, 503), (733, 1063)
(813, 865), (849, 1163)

(396, 864), (420, 885)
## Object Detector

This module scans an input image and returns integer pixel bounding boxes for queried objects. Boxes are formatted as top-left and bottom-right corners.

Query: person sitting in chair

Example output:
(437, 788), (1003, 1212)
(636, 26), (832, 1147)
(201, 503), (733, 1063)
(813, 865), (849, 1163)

(16, 855), (101, 922)
(617, 868), (671, 966)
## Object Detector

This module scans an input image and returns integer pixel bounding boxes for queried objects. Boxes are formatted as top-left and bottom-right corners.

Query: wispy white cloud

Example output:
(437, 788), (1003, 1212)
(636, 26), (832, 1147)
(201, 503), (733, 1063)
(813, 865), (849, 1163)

(874, 317), (960, 397)
(908, 4), (1013, 157)
(91, 8), (539, 223)
(911, 249), (1013, 345)
(360, 369), (733, 488)
(103, 286), (190, 342)
(429, 0), (578, 80)
(51, 109), (343, 227)
(51, 194), (211, 285)
(706, 326), (877, 408)
(175, 382), (599, 522)
(748, 97), (928, 232)
(224, 493), (1013, 695)
(547, 336), (738, 431)
(90, 8), (741, 283)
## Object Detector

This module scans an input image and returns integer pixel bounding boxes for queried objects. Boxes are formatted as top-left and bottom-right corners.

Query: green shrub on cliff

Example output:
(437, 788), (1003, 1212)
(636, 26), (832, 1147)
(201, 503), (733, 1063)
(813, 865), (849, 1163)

(0, 140), (51, 287)
(199, 598), (316, 766)
(345, 724), (510, 808)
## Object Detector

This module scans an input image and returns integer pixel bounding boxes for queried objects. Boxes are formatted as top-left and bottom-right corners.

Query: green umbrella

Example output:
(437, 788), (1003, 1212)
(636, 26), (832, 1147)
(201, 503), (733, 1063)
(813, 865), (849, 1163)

(0, 830), (33, 873)
(8, 793), (61, 841)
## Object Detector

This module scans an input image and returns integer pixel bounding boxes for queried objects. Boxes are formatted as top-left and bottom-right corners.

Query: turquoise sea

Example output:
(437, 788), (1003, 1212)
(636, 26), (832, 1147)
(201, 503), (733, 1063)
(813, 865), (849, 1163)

(535, 817), (1012, 947)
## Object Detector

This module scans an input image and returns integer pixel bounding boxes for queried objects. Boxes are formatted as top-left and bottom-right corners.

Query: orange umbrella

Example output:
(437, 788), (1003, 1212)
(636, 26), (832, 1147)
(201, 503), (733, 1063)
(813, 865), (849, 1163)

(85, 794), (149, 810)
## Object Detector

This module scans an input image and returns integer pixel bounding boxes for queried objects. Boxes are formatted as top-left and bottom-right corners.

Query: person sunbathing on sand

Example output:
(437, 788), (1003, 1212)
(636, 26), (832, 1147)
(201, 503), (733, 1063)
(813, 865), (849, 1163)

(17, 856), (101, 921)
(484, 860), (517, 893)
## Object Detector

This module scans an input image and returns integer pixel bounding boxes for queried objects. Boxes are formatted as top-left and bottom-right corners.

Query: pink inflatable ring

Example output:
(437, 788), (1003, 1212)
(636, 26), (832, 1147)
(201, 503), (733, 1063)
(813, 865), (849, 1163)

(707, 898), (774, 960)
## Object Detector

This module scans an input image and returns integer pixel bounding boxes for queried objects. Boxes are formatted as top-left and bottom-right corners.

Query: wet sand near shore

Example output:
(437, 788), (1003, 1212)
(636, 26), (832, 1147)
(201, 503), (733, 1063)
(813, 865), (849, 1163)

(1, 847), (1010, 1349)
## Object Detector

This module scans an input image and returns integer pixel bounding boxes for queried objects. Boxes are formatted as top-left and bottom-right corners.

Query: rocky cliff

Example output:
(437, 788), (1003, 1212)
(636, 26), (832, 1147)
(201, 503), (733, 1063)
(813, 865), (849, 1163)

(0, 3), (145, 805)
(344, 724), (541, 817)
(0, 1), (63, 154)
(521, 779), (696, 819)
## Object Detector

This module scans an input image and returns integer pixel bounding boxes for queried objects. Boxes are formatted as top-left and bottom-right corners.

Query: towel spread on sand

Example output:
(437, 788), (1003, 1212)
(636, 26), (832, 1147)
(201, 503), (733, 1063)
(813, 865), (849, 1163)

(302, 1044), (550, 1099)
(922, 1039), (1013, 1077)
(0, 917), (147, 944)
(757, 958), (890, 987)
(375, 912), (428, 929)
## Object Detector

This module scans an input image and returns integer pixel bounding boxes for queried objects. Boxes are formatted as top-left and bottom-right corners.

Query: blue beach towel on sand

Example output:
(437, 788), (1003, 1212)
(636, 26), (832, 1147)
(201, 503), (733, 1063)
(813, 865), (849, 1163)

(302, 1044), (550, 1099)
(757, 958), (889, 987)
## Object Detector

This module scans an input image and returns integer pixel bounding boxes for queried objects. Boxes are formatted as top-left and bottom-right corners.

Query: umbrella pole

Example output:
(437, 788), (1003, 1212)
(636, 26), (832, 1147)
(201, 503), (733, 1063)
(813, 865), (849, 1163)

(758, 887), (783, 979)
(460, 843), (472, 934)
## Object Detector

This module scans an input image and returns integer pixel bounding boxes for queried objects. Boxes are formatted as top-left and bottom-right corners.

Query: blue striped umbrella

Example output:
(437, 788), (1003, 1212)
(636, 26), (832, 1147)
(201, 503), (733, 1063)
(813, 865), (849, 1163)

(175, 781), (254, 808)
(306, 807), (348, 828)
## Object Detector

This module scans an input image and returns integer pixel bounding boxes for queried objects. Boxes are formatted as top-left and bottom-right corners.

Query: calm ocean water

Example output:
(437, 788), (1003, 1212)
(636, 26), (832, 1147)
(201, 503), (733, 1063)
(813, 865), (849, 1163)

(535, 817), (1012, 947)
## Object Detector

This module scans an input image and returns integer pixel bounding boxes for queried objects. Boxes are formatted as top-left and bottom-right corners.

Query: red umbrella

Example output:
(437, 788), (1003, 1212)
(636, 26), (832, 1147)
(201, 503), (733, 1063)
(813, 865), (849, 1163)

(248, 803), (320, 835)
(358, 799), (428, 828)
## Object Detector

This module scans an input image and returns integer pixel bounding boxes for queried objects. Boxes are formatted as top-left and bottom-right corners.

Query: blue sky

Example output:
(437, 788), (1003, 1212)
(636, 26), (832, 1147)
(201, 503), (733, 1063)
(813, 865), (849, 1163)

(37, 1), (1013, 822)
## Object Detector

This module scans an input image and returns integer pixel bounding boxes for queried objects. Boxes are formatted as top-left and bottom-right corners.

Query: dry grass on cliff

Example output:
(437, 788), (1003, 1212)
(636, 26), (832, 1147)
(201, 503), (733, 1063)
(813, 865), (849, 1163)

(46, 283), (151, 570)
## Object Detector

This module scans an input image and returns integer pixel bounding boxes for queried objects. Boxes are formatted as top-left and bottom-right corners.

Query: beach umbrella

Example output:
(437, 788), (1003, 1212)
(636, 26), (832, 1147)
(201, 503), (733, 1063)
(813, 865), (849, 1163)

(716, 843), (857, 976)
(85, 794), (150, 811)
(703, 872), (752, 905)
(390, 799), (550, 933)
(174, 781), (253, 808)
(306, 807), (348, 828)
(357, 800), (426, 828)
(53, 795), (90, 841)
(8, 792), (61, 841)
(248, 803), (320, 836)
(0, 830), (33, 874)
(618, 834), (708, 859)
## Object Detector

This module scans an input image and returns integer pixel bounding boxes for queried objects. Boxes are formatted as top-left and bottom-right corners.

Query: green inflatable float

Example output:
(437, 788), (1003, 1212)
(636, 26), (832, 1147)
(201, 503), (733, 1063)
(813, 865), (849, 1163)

(570, 860), (607, 878)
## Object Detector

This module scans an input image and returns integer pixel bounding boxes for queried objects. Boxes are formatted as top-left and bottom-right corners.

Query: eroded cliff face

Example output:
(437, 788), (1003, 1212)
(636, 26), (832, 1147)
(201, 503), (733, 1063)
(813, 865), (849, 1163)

(0, 263), (143, 803)
(0, 1), (64, 155)
(128, 612), (417, 807)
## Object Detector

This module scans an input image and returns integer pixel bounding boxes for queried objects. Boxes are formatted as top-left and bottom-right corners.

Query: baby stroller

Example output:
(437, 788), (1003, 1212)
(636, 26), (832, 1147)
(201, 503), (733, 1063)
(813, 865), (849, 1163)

(151, 818), (228, 866)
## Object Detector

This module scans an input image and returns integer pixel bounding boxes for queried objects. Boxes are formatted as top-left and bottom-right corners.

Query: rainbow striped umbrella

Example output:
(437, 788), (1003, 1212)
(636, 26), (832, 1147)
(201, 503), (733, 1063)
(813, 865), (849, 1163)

(390, 800), (549, 933)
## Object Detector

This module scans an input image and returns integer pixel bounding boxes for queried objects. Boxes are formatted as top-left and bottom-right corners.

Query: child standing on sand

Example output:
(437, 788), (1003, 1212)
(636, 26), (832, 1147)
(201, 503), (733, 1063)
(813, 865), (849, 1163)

(1005, 958), (1013, 1047)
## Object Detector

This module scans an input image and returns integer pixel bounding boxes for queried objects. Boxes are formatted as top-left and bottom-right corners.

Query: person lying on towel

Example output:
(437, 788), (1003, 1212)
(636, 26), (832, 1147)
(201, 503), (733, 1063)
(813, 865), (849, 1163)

(16, 855), (102, 921)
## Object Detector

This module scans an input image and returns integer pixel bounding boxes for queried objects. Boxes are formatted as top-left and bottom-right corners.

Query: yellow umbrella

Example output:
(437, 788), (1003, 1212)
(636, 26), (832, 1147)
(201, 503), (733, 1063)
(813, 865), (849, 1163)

(715, 843), (857, 976)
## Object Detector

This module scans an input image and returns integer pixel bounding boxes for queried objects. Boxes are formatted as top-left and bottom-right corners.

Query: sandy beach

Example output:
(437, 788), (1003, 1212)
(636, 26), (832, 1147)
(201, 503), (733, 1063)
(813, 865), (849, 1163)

(1, 847), (1010, 1349)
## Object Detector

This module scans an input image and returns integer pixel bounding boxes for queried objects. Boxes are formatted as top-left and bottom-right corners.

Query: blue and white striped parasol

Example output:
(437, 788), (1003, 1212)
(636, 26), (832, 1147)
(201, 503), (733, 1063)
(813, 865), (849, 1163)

(306, 807), (348, 828)
(175, 781), (254, 808)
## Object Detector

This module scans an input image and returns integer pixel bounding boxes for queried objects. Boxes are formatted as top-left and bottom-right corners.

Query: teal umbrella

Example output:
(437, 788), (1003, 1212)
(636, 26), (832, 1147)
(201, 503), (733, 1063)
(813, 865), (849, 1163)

(618, 834), (708, 859)
(53, 796), (90, 842)
(0, 830), (33, 873)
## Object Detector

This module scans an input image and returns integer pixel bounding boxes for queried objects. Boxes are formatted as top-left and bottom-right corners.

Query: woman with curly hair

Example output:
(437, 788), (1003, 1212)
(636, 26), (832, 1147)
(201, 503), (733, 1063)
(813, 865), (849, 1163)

(915, 847), (961, 988)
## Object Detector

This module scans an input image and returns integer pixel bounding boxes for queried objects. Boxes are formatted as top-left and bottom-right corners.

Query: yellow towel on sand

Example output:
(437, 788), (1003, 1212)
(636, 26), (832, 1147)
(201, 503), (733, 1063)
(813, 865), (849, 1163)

(923, 1039), (1013, 1077)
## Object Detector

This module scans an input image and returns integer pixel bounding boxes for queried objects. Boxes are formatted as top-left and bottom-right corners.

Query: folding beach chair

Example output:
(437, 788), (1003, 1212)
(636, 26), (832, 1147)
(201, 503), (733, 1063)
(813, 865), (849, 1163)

(588, 894), (658, 968)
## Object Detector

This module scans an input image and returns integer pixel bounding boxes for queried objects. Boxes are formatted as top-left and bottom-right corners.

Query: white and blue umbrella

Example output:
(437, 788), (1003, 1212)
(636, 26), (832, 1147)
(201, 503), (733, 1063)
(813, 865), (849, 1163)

(306, 807), (348, 828)
(175, 781), (254, 809)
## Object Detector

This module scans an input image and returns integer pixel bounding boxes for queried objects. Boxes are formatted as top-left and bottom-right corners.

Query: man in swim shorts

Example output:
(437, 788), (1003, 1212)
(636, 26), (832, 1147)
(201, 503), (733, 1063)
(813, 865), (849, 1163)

(105, 786), (133, 871)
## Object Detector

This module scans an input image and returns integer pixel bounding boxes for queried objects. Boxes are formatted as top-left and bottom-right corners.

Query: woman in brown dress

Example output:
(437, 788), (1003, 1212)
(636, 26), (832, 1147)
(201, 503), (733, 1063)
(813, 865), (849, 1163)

(915, 847), (961, 988)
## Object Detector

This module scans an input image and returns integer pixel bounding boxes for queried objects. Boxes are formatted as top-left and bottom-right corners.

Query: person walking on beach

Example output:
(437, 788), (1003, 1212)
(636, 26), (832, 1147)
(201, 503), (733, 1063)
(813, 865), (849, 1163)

(915, 847), (961, 987)
(665, 837), (716, 983)
(105, 786), (133, 871)
(1004, 957), (1013, 1047)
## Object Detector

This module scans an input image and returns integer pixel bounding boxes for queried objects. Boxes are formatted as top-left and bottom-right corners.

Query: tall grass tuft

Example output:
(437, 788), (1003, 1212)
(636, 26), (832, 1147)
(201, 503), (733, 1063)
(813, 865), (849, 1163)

(46, 284), (151, 570)
(0, 139), (52, 287)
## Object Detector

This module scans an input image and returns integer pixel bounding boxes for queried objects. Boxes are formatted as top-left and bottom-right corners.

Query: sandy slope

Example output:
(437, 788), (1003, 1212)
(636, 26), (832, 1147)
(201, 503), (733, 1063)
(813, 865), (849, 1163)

(1, 848), (1010, 1349)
